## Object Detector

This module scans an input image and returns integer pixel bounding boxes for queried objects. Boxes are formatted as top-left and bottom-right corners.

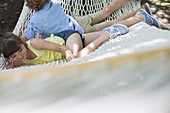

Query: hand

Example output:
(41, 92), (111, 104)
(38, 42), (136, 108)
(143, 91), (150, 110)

(20, 33), (28, 42)
(61, 46), (75, 61)
(5, 60), (24, 69)
(5, 60), (15, 69)
(19, 22), (28, 42)
(65, 50), (75, 61)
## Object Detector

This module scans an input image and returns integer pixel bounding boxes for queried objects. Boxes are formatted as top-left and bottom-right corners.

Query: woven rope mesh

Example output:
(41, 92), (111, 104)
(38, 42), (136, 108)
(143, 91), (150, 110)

(59, 0), (140, 17)
(0, 0), (169, 73)
(0, 0), (170, 73)
(12, 0), (140, 36)
(1, 0), (140, 70)
(0, 1), (170, 112)
(0, 23), (170, 112)
(1, 22), (170, 75)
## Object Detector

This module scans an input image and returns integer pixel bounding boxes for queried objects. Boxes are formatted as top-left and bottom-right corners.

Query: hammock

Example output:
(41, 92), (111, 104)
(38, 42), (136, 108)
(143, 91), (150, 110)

(0, 0), (170, 112)
(12, 0), (141, 36)
(0, 0), (141, 70)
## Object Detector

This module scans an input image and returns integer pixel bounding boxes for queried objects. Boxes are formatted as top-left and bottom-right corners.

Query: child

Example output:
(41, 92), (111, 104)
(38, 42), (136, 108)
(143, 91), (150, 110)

(1, 3), (160, 69)
(2, 6), (160, 69)
(56, 8), (160, 58)
(21, 0), (160, 49)
(20, 0), (160, 60)
(1, 2), (161, 68)
(0, 24), (129, 69)
(22, 0), (146, 41)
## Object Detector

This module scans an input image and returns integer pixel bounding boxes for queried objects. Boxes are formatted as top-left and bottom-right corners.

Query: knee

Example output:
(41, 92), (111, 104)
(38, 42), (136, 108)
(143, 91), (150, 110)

(84, 25), (95, 33)
(102, 10), (112, 18)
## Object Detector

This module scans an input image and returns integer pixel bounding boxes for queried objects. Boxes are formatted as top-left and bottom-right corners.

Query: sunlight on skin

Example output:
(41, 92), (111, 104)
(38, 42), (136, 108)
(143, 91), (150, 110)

(136, 14), (144, 21)
(102, 0), (130, 18)
(114, 14), (144, 27)
(88, 43), (95, 49)
(78, 44), (94, 57)
(79, 32), (109, 58)
(105, 8), (109, 11)
(73, 43), (80, 57)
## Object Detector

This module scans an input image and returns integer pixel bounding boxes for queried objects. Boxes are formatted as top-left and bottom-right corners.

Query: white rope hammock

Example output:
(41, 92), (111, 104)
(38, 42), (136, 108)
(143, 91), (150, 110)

(12, 0), (141, 36)
(0, 0), (169, 73)
(0, 24), (170, 112)
(0, 0), (170, 73)
(1, 22), (170, 75)
(0, 0), (170, 112)
(1, 0), (141, 70)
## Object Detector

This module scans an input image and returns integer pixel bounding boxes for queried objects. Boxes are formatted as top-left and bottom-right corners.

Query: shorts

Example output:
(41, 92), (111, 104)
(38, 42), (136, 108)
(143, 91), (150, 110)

(74, 11), (113, 33)
(55, 30), (85, 47)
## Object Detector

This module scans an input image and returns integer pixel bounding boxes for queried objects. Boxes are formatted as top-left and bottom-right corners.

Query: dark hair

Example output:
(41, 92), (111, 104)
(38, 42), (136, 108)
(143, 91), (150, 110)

(25, 0), (50, 11)
(0, 32), (26, 59)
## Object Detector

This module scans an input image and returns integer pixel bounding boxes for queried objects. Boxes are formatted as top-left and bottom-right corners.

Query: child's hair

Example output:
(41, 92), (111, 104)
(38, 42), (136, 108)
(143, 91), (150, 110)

(25, 0), (50, 11)
(0, 32), (26, 59)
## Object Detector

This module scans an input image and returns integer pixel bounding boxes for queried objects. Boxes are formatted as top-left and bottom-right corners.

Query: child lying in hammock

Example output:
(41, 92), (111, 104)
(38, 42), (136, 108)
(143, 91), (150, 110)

(21, 0), (160, 42)
(0, 4), (160, 69)
(20, 5), (160, 61)
(20, 0), (160, 60)
(0, 24), (129, 69)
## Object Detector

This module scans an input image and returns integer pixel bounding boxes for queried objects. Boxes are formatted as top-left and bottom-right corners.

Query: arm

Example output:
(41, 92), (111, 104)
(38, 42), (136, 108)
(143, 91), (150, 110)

(30, 38), (75, 61)
(20, 22), (40, 41)
(20, 22), (29, 42)
(20, 33), (28, 42)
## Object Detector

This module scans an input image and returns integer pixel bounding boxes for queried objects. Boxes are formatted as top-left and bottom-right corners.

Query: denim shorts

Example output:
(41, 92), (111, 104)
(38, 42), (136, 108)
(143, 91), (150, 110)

(55, 30), (85, 47)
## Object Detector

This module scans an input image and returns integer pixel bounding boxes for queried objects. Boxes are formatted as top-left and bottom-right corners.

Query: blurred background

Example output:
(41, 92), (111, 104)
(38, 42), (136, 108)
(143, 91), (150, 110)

(0, 0), (169, 34)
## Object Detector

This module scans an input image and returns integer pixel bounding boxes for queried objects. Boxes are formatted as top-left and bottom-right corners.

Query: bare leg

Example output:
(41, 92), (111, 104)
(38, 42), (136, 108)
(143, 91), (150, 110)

(87, 7), (142, 32)
(111, 7), (142, 25)
(66, 32), (101, 57)
(84, 31), (101, 46)
(78, 32), (109, 57)
(102, 0), (131, 18)
(82, 5), (143, 33)
(66, 33), (83, 57)
(113, 14), (144, 27)
(77, 13), (144, 58)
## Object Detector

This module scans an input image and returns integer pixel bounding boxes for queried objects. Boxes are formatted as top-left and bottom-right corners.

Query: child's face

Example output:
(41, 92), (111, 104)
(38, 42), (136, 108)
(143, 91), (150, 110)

(9, 44), (27, 62)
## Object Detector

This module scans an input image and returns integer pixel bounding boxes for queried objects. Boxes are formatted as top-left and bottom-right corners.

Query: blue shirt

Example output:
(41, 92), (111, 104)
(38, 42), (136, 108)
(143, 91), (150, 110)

(24, 1), (84, 39)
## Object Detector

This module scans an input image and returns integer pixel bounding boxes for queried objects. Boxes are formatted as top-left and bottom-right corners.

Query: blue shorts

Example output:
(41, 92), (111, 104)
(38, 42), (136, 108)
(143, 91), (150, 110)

(55, 30), (85, 47)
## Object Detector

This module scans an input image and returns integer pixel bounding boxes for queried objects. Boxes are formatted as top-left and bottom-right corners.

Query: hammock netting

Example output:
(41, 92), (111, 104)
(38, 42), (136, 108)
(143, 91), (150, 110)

(0, 0), (170, 112)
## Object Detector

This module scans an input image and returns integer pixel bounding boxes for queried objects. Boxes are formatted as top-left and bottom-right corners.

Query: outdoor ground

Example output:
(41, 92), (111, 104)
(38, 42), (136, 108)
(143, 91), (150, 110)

(142, 0), (170, 30)
(0, 0), (169, 34)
